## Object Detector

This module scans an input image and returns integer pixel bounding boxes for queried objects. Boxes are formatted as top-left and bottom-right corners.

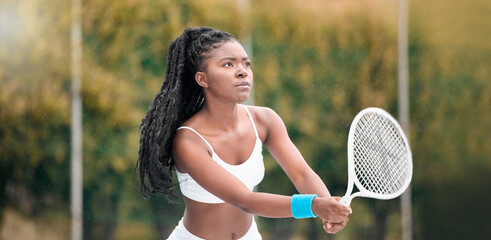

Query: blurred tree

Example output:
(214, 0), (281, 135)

(80, 57), (140, 240)
(0, 1), (141, 239)
(0, 0), (72, 221)
(409, 26), (491, 240)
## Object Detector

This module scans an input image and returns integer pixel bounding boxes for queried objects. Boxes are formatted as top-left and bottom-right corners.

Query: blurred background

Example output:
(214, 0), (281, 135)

(0, 0), (490, 239)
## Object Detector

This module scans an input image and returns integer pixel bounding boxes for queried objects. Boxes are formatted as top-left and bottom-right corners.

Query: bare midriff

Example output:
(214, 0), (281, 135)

(182, 196), (253, 240)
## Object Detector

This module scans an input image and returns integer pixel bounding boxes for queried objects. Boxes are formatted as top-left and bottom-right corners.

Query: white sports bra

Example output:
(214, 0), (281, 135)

(175, 105), (265, 204)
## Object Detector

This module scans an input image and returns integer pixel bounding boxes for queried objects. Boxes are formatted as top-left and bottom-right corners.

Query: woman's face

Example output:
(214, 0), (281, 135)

(196, 40), (253, 103)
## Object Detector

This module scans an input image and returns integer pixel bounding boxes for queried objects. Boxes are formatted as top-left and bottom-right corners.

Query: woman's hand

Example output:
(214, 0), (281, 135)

(317, 196), (351, 234)
(312, 196), (351, 233)
(323, 217), (349, 234)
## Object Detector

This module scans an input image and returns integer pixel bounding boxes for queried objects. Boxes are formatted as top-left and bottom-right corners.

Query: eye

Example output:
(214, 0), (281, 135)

(224, 62), (233, 67)
(245, 61), (251, 67)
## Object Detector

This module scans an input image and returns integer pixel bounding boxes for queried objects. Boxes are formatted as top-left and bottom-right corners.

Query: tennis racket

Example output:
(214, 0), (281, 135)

(339, 107), (413, 206)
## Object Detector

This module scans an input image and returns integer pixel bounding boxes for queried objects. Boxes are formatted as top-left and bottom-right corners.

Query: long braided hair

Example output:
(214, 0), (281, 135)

(136, 27), (236, 199)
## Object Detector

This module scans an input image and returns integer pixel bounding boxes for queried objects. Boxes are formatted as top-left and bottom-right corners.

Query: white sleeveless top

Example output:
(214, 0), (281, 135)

(175, 105), (265, 204)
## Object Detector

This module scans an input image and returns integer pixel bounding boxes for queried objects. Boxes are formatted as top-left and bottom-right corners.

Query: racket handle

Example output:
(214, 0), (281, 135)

(340, 196), (351, 206)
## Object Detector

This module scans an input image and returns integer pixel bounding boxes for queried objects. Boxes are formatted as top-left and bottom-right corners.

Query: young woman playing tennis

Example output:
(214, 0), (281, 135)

(137, 27), (351, 240)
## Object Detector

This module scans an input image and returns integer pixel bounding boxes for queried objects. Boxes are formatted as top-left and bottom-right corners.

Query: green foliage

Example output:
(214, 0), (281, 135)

(0, 0), (72, 218)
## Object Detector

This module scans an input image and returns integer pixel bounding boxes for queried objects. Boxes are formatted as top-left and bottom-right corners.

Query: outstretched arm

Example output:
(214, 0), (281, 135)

(257, 107), (350, 233)
(259, 107), (331, 197)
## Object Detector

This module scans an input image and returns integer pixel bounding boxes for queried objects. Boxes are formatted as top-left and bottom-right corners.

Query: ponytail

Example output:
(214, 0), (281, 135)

(136, 27), (235, 199)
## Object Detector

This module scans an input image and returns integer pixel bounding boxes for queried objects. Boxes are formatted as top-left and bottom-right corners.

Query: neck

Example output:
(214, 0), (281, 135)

(200, 101), (242, 132)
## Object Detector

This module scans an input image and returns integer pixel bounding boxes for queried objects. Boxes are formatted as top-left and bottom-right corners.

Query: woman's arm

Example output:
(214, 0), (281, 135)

(257, 107), (331, 197)
(255, 106), (351, 233)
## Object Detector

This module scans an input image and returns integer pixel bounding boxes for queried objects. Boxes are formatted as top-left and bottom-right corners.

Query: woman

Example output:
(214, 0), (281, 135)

(137, 26), (351, 240)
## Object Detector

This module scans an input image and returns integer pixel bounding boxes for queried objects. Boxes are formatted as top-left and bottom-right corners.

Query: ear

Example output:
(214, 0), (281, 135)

(195, 71), (209, 88)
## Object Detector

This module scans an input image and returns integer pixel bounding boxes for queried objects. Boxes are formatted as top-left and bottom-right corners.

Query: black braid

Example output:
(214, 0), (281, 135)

(136, 27), (235, 199)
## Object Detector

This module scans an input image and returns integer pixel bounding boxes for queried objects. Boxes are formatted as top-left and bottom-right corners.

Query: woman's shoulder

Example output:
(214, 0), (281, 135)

(243, 105), (285, 140)
(244, 105), (280, 121)
(173, 112), (206, 145)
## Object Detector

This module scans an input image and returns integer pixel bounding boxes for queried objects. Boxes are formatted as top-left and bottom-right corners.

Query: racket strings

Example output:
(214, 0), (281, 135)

(360, 117), (408, 193)
(353, 113), (410, 195)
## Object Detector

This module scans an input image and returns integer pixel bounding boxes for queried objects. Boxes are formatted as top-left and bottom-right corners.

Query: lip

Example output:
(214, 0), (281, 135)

(235, 81), (251, 87)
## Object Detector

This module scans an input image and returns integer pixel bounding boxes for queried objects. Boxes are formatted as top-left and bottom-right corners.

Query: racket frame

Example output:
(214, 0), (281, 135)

(340, 107), (413, 206)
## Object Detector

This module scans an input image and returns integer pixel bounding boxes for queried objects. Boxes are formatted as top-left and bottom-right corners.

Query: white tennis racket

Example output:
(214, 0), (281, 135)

(339, 107), (413, 206)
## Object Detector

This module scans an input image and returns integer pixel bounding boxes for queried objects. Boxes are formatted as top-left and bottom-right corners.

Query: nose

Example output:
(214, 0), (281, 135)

(236, 64), (248, 78)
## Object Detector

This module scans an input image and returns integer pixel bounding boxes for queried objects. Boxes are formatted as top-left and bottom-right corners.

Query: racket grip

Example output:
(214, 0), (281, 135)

(339, 196), (351, 206)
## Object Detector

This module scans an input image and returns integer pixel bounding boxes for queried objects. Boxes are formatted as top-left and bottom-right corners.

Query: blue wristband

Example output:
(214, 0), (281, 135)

(291, 194), (318, 219)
